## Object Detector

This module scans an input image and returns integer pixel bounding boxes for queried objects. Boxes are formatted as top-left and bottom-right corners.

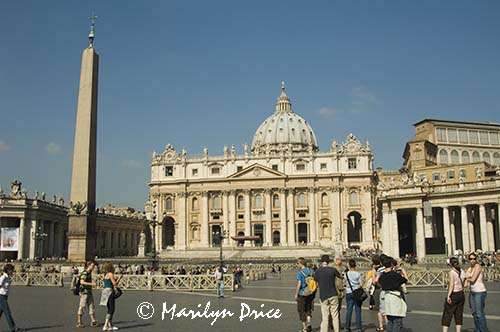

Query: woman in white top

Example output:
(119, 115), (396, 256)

(441, 257), (466, 332)
(465, 253), (488, 332)
(0, 264), (21, 332)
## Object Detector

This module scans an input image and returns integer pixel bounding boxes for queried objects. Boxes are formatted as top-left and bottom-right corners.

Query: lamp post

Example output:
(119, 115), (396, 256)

(212, 226), (228, 268)
(34, 226), (48, 260)
(148, 200), (163, 270)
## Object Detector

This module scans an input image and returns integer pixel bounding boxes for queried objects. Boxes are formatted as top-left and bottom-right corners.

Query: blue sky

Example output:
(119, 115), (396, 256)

(1, 1), (499, 210)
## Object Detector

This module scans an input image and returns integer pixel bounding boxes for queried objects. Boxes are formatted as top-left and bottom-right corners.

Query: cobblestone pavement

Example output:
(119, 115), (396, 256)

(2, 271), (499, 332)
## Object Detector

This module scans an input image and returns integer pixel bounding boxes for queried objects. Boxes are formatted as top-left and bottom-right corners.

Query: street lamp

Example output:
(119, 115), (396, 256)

(147, 200), (163, 270)
(34, 226), (48, 260)
(212, 226), (228, 268)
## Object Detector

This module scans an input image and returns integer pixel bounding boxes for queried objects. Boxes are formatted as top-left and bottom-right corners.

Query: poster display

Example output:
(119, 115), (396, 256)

(0, 227), (19, 251)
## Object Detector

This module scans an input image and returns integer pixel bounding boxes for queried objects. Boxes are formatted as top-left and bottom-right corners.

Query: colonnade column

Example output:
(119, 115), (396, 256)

(381, 205), (392, 256)
(17, 218), (25, 260)
(450, 209), (457, 254)
(222, 191), (230, 246)
(177, 192), (187, 249)
(48, 221), (55, 257)
(279, 189), (287, 246)
(201, 192), (209, 247)
(468, 208), (476, 251)
(229, 190), (236, 246)
(287, 189), (296, 246)
(479, 204), (488, 251)
(264, 189), (272, 247)
(390, 209), (400, 258)
(460, 206), (470, 252)
(443, 207), (452, 256)
(415, 207), (426, 259)
(487, 205), (496, 251)
(29, 219), (38, 259)
(309, 188), (317, 245)
(244, 190), (251, 247)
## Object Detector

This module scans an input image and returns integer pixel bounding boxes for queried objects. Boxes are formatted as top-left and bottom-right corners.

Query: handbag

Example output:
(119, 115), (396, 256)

(113, 286), (122, 299)
(346, 270), (368, 305)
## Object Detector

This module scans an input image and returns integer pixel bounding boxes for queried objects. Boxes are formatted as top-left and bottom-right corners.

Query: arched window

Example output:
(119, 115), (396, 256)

(166, 197), (173, 211)
(213, 194), (221, 209)
(297, 193), (306, 207)
(472, 151), (480, 163)
(254, 194), (263, 208)
(192, 197), (198, 211)
(272, 194), (280, 209)
(461, 151), (470, 164)
(482, 152), (491, 164)
(349, 192), (359, 206)
(321, 193), (329, 207)
(493, 152), (500, 166)
(450, 150), (459, 164)
(237, 195), (244, 210)
(439, 150), (448, 164)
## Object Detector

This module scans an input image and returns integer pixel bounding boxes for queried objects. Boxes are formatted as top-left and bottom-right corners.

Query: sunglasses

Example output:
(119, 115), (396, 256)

(469, 257), (476, 261)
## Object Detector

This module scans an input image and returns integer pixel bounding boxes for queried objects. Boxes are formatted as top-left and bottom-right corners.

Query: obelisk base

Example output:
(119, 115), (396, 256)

(68, 214), (97, 263)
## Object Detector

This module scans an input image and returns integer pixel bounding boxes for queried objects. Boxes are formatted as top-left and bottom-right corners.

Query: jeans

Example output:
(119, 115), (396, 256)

(320, 296), (339, 332)
(470, 291), (488, 332)
(216, 280), (224, 297)
(0, 295), (16, 331)
(345, 293), (362, 331)
(387, 316), (403, 332)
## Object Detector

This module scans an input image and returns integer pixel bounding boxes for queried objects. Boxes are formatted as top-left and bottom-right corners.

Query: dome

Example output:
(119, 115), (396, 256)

(251, 82), (318, 154)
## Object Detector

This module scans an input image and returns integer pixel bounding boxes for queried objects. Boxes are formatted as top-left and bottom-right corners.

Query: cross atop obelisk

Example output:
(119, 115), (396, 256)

(88, 13), (98, 47)
(68, 16), (100, 262)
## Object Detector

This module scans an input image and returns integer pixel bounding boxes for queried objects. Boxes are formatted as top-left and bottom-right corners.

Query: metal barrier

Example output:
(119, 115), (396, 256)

(11, 273), (64, 287)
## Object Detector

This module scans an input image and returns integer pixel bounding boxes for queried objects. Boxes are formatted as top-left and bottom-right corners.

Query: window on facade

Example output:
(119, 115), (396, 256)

(433, 173), (440, 181)
(211, 167), (220, 175)
(349, 192), (359, 206)
(213, 215), (220, 220)
(273, 194), (280, 208)
(237, 196), (244, 209)
(459, 130), (468, 144)
(254, 194), (263, 208)
(490, 132), (500, 146)
(272, 165), (278, 171)
(165, 166), (173, 177)
(469, 131), (479, 144)
(483, 152), (491, 164)
(459, 169), (467, 178)
(414, 150), (422, 160)
(237, 166), (243, 172)
(447, 170), (455, 179)
(321, 193), (329, 207)
(296, 163), (305, 171)
(238, 214), (244, 220)
(297, 193), (306, 207)
(298, 212), (306, 218)
(348, 158), (357, 169)
(439, 150), (448, 164)
(472, 151), (480, 163)
(273, 213), (280, 219)
(192, 197), (198, 211)
(213, 195), (221, 209)
(166, 197), (173, 211)
(436, 128), (447, 142)
(461, 151), (470, 164)
(479, 131), (489, 145)
(450, 150), (459, 164)
(493, 152), (500, 166)
(320, 163), (327, 170)
(448, 129), (458, 143)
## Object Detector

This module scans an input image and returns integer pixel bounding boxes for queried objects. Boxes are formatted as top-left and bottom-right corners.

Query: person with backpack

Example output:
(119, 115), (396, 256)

(294, 257), (315, 332)
(76, 260), (99, 328)
(314, 254), (341, 332)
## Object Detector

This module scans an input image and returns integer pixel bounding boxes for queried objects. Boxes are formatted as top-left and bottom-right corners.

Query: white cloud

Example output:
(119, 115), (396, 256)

(122, 160), (143, 168)
(351, 86), (378, 112)
(317, 107), (339, 119)
(0, 140), (10, 152)
(45, 142), (63, 155)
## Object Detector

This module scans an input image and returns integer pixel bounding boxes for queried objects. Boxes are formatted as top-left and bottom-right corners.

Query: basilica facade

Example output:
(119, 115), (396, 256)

(148, 84), (375, 253)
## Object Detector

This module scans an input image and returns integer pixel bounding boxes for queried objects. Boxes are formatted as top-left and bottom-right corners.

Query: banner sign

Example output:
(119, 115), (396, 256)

(1, 227), (19, 251)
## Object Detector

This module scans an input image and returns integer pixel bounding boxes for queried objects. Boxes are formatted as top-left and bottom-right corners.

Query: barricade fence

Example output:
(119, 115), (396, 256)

(11, 272), (64, 287)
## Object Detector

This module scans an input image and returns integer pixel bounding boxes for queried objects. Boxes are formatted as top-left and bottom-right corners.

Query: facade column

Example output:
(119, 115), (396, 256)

(287, 189), (296, 245)
(308, 188), (317, 245)
(381, 205), (392, 256)
(279, 188), (287, 246)
(330, 188), (340, 243)
(468, 208), (476, 251)
(229, 190), (236, 246)
(201, 192), (209, 247)
(18, 218), (26, 260)
(177, 192), (187, 250)
(460, 206), (471, 252)
(264, 189), (272, 246)
(222, 191), (230, 246)
(362, 187), (374, 247)
(450, 208), (457, 254)
(479, 204), (488, 251)
(390, 209), (400, 258)
(415, 207), (426, 259)
(443, 207), (452, 256)
(244, 190), (251, 247)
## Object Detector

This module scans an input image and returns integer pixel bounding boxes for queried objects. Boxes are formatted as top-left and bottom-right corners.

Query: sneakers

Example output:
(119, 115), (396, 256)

(110, 327), (119, 331)
(76, 323), (85, 328)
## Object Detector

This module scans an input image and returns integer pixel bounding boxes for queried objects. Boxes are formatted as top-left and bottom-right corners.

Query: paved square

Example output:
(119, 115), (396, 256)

(2, 271), (499, 332)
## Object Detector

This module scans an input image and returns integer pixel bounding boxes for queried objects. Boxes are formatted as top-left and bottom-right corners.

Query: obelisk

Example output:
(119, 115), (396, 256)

(68, 15), (99, 262)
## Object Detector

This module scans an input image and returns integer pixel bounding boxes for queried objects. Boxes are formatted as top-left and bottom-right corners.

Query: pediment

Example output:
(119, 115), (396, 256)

(228, 164), (286, 179)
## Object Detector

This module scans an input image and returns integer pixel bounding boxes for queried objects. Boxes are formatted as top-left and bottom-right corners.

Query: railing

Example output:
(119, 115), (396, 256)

(11, 273), (64, 287)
